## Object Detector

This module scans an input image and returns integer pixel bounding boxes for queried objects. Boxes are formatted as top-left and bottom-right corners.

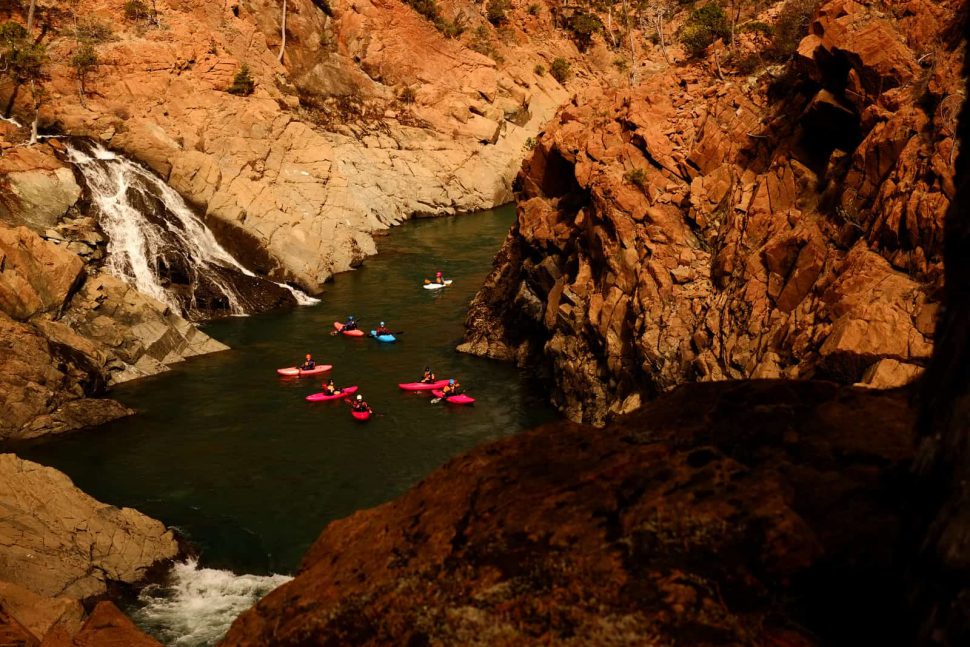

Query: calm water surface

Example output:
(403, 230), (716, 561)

(17, 207), (555, 575)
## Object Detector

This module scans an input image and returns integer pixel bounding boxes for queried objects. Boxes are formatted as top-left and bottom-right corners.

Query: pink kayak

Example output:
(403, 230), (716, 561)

(351, 409), (371, 421)
(277, 364), (332, 377)
(432, 390), (476, 405)
(333, 322), (365, 337)
(398, 379), (450, 391)
(305, 385), (358, 402)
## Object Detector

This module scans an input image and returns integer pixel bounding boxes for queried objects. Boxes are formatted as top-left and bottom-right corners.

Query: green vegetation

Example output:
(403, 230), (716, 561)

(772, 0), (822, 58)
(486, 0), (511, 25)
(678, 3), (730, 58)
(398, 85), (417, 104)
(624, 167), (648, 188)
(227, 64), (255, 96)
(564, 11), (603, 52)
(70, 43), (99, 96)
(550, 57), (570, 83)
(533, 63), (545, 76)
(404, 0), (464, 38)
(0, 21), (47, 84)
(740, 21), (773, 38)
(527, 3), (541, 16)
(123, 0), (151, 22)
(74, 19), (115, 44)
(524, 136), (537, 150)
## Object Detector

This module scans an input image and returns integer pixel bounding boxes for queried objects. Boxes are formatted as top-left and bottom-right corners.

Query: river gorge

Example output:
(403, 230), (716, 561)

(1, 0), (968, 645)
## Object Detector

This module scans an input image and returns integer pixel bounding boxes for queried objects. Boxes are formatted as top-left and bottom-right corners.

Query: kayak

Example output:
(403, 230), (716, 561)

(423, 280), (453, 290)
(277, 364), (332, 377)
(370, 330), (397, 343)
(351, 409), (371, 421)
(398, 379), (450, 391)
(333, 321), (365, 337)
(432, 390), (476, 405)
(305, 385), (358, 402)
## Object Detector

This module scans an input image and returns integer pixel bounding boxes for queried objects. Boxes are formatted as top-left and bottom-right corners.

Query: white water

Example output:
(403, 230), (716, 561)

(66, 142), (317, 317)
(133, 559), (291, 646)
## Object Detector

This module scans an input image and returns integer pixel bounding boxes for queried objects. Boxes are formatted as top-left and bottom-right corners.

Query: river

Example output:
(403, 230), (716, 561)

(16, 206), (556, 644)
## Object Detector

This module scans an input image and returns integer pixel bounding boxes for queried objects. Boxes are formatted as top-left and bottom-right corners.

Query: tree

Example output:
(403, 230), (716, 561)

(26, 0), (36, 33)
(227, 64), (255, 95)
(0, 20), (48, 144)
(278, 0), (287, 62)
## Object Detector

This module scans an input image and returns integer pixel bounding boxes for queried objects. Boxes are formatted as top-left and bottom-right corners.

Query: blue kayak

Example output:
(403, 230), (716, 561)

(370, 330), (397, 343)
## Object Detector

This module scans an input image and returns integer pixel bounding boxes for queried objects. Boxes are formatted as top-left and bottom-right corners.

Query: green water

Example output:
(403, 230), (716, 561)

(16, 207), (554, 575)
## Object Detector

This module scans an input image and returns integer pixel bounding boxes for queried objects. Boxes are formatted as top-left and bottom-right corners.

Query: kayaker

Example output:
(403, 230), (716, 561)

(420, 367), (436, 383)
(352, 394), (372, 413)
(441, 378), (462, 397)
(434, 271), (445, 284)
(323, 379), (340, 395)
(375, 321), (392, 336)
(342, 315), (358, 331)
(300, 354), (316, 370)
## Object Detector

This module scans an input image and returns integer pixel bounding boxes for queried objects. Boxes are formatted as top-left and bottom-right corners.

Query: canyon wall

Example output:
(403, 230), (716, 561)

(223, 379), (917, 645)
(1, 0), (597, 292)
(461, 0), (964, 424)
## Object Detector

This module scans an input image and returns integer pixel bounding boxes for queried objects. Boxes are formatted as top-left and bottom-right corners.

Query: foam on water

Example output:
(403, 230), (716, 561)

(133, 559), (291, 646)
(65, 142), (317, 317)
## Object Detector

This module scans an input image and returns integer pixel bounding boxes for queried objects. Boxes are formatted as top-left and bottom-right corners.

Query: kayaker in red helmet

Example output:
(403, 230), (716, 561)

(435, 271), (445, 285)
(300, 354), (315, 370)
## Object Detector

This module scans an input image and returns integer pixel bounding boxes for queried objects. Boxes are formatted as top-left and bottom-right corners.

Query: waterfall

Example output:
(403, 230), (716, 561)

(132, 558), (291, 646)
(66, 142), (316, 319)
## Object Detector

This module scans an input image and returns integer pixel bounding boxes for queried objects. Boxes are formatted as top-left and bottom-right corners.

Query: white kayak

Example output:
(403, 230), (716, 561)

(423, 280), (453, 290)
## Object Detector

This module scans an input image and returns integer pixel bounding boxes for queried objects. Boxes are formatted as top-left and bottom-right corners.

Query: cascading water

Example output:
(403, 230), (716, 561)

(132, 559), (291, 646)
(66, 142), (316, 320)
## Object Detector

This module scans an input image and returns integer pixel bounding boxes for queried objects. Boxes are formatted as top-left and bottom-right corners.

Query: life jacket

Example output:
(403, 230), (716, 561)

(325, 384), (336, 394)
(302, 360), (314, 369)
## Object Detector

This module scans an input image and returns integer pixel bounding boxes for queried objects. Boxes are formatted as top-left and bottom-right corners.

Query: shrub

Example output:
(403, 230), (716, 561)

(613, 57), (629, 73)
(75, 19), (115, 44)
(227, 64), (255, 95)
(0, 21), (47, 84)
(550, 57), (570, 83)
(404, 0), (464, 38)
(740, 21), (773, 38)
(624, 167), (648, 188)
(772, 0), (822, 59)
(123, 0), (151, 22)
(486, 0), (511, 26)
(678, 3), (730, 58)
(398, 85), (417, 104)
(564, 11), (602, 52)
(527, 3), (540, 16)
(533, 63), (545, 76)
(524, 136), (537, 150)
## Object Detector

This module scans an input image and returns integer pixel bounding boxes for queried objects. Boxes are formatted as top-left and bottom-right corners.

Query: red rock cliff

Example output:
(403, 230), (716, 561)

(461, 0), (964, 424)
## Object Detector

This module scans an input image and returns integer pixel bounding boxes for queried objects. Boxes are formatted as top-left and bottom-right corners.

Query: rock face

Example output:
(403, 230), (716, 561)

(0, 454), (179, 600)
(908, 12), (970, 643)
(0, 0), (592, 293)
(461, 0), (962, 424)
(223, 380), (915, 645)
(0, 599), (162, 646)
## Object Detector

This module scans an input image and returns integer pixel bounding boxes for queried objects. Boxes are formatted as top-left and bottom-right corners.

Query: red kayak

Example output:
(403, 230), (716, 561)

(305, 385), (358, 402)
(432, 390), (476, 405)
(351, 409), (371, 421)
(398, 379), (450, 391)
(277, 364), (332, 377)
(333, 322), (365, 337)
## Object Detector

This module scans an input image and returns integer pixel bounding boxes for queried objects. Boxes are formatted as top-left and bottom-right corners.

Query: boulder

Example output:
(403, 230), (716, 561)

(0, 225), (84, 321)
(0, 581), (83, 642)
(0, 454), (179, 599)
(0, 145), (81, 232)
(40, 602), (162, 647)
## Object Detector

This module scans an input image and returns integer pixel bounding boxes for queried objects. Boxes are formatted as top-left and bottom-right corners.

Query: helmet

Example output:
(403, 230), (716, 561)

(425, 366), (430, 371)
(380, 321), (385, 326)
(349, 315), (355, 320)
(436, 271), (442, 276)
(449, 379), (455, 385)
(328, 378), (334, 383)
(356, 395), (362, 401)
